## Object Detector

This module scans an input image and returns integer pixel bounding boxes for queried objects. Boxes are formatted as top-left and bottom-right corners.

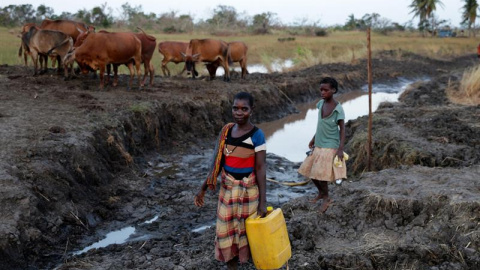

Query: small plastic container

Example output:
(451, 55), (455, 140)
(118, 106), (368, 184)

(246, 207), (291, 269)
(334, 152), (349, 167)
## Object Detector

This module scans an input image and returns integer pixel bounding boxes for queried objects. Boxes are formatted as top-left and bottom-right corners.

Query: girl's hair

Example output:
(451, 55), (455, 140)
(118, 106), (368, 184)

(233, 92), (254, 107)
(320, 77), (339, 93)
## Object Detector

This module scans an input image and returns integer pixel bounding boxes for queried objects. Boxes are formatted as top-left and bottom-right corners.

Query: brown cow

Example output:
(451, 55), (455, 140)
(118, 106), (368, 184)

(18, 23), (56, 69)
(40, 19), (89, 69)
(21, 26), (73, 78)
(64, 31), (142, 89)
(40, 19), (88, 42)
(181, 39), (230, 81)
(18, 23), (37, 66)
(134, 27), (156, 86)
(158, 41), (190, 77)
(206, 41), (249, 79)
(75, 28), (156, 86)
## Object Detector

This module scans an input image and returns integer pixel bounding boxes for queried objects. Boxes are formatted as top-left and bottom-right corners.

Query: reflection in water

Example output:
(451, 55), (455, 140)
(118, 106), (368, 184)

(258, 77), (427, 162)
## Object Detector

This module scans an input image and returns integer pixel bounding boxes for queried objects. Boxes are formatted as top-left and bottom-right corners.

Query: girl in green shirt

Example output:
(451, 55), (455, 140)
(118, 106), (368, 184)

(298, 77), (346, 213)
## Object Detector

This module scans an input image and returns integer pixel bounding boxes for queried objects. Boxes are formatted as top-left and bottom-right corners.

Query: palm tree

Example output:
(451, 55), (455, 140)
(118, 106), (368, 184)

(410, 0), (427, 21)
(462, 0), (478, 37)
(424, 0), (444, 19)
(409, 0), (444, 36)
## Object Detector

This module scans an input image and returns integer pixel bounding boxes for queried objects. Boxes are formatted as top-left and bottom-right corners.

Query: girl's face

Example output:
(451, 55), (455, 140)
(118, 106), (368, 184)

(320, 83), (335, 100)
(232, 98), (252, 125)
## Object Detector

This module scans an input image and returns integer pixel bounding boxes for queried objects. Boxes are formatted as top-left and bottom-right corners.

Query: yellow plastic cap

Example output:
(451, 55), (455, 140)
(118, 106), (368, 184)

(267, 206), (274, 212)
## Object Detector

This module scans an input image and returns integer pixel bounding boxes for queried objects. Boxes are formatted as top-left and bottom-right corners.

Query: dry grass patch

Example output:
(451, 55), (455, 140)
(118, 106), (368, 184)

(357, 232), (399, 254)
(448, 65), (480, 105)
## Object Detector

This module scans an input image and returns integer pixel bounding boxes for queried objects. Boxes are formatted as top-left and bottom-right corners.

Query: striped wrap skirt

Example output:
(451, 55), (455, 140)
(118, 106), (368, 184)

(215, 170), (259, 263)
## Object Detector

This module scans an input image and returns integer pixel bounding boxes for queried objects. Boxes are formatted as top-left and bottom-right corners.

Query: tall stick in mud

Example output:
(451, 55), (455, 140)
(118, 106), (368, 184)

(367, 28), (373, 171)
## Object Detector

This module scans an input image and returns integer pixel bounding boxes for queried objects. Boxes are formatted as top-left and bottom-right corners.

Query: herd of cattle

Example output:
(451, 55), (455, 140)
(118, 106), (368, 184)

(19, 19), (249, 89)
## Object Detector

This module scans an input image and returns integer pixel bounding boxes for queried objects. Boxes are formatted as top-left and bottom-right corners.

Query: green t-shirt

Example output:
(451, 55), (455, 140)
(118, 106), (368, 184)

(314, 100), (345, 149)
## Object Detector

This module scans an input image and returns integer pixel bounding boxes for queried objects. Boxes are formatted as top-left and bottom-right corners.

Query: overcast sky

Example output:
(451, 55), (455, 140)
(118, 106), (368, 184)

(7, 0), (465, 27)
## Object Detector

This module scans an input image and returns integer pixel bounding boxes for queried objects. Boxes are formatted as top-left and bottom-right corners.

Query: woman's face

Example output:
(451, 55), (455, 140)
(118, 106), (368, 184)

(232, 98), (252, 125)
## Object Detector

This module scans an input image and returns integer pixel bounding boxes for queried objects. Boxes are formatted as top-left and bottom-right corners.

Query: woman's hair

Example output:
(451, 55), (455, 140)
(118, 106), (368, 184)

(320, 77), (339, 93)
(233, 92), (254, 107)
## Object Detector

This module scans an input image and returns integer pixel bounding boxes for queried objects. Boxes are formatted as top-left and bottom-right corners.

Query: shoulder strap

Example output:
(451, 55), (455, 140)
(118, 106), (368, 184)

(205, 123), (235, 190)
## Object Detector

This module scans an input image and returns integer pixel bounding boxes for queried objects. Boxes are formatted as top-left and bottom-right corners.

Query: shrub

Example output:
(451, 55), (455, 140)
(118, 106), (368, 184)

(315, 29), (328, 37)
(163, 26), (177, 33)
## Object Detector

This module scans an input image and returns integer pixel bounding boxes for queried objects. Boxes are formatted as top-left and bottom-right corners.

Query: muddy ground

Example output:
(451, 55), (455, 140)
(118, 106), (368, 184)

(0, 51), (479, 269)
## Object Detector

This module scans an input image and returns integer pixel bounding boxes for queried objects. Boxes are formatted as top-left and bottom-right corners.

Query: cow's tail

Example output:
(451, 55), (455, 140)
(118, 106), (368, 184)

(21, 29), (33, 54)
(137, 27), (156, 41)
(47, 37), (71, 55)
(226, 44), (233, 66)
(18, 44), (23, 57)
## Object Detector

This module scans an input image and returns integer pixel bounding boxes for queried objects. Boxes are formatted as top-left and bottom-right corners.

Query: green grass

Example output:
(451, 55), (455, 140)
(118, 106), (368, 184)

(129, 102), (151, 113)
(0, 28), (25, 65)
(3, 26), (480, 75)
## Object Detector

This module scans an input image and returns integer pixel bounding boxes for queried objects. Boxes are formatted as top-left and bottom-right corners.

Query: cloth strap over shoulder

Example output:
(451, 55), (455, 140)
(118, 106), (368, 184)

(206, 123), (235, 190)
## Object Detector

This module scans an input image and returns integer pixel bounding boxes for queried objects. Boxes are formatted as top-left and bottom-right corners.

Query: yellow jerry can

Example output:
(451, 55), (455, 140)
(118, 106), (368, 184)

(245, 207), (291, 269)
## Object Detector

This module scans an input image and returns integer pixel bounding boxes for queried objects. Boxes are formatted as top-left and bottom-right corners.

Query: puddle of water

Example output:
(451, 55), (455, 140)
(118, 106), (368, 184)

(73, 214), (161, 255)
(191, 223), (215, 233)
(215, 59), (294, 75)
(74, 226), (135, 255)
(258, 77), (427, 162)
(144, 216), (158, 223)
(144, 163), (178, 178)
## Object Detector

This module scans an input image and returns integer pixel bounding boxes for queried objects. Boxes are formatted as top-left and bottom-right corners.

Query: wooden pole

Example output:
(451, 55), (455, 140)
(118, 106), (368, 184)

(367, 28), (373, 171)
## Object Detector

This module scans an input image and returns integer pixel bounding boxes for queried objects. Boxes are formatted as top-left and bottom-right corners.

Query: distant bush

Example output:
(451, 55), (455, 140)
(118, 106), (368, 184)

(277, 37), (295, 42)
(252, 28), (270, 35)
(315, 29), (328, 36)
(163, 26), (177, 33)
(286, 26), (327, 37)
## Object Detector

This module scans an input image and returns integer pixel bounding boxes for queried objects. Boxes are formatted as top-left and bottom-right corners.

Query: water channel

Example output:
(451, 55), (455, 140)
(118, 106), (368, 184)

(72, 76), (428, 256)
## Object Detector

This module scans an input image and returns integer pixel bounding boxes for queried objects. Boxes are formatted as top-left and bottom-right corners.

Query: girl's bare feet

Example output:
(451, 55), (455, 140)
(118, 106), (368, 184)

(309, 194), (325, 203)
(318, 198), (332, 213)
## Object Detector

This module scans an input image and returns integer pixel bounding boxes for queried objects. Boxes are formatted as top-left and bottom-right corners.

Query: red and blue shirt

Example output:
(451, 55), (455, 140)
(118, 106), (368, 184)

(223, 126), (266, 179)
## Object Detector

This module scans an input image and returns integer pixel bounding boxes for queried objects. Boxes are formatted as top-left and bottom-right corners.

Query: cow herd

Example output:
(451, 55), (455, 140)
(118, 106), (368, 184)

(19, 19), (249, 89)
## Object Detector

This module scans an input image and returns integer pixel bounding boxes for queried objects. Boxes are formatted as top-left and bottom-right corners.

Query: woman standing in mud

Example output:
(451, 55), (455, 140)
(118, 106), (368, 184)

(298, 77), (346, 213)
(194, 92), (267, 270)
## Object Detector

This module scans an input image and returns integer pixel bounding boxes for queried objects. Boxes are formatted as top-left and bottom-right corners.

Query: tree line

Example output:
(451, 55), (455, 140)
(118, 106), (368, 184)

(1, 1), (479, 36)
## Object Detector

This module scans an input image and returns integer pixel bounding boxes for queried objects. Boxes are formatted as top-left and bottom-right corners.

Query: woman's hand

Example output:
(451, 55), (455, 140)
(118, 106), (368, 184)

(194, 190), (206, 207)
(257, 202), (267, 217)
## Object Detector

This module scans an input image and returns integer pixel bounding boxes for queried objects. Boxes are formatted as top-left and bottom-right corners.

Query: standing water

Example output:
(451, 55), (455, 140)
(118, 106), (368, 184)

(216, 59), (294, 75)
(73, 216), (158, 255)
(258, 77), (428, 162)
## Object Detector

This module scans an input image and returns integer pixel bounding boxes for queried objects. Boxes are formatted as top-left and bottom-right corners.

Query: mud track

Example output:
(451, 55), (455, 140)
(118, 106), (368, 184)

(0, 51), (478, 269)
